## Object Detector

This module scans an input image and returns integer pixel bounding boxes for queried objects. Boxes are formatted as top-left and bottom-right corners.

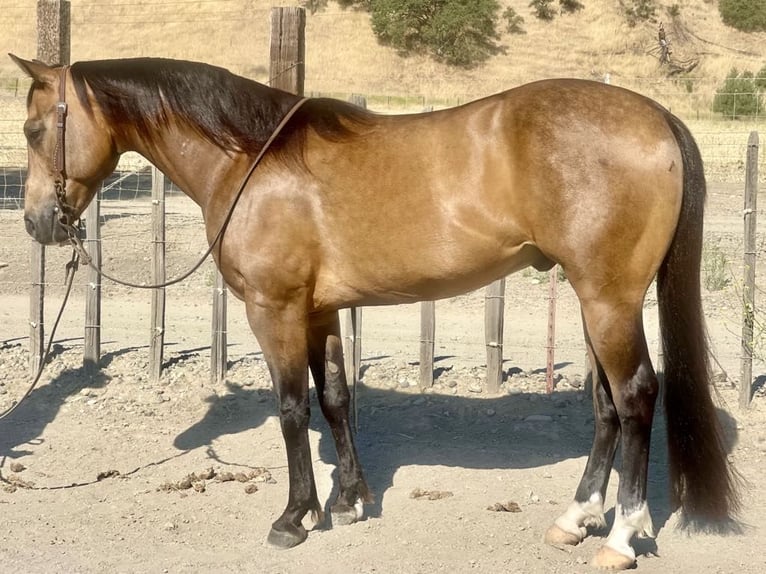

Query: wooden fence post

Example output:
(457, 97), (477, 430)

(30, 0), (70, 376)
(740, 131), (759, 409)
(485, 278), (505, 393)
(419, 301), (435, 389)
(211, 272), (227, 385)
(546, 266), (558, 394)
(150, 167), (166, 382)
(36, 0), (70, 66)
(344, 94), (366, 422)
(344, 307), (362, 429)
(269, 7), (305, 94)
(83, 195), (101, 373)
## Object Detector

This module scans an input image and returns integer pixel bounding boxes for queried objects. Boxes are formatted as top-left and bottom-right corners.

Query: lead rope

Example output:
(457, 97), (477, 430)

(0, 250), (80, 420)
(1, 68), (308, 417)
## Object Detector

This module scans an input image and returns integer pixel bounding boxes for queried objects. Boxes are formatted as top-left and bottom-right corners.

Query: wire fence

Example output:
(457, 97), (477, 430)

(0, 0), (764, 394)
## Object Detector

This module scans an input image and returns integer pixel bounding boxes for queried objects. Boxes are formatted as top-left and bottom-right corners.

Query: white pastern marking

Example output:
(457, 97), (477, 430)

(604, 503), (655, 560)
(354, 498), (365, 521)
(554, 492), (606, 538)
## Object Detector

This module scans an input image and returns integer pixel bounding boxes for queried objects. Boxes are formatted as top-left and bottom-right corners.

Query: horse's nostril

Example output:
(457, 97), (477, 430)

(24, 216), (36, 236)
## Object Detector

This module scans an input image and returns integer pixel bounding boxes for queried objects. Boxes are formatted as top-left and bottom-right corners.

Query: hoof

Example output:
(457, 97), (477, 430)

(592, 545), (636, 571)
(267, 523), (308, 549)
(544, 524), (583, 547)
(331, 498), (364, 526)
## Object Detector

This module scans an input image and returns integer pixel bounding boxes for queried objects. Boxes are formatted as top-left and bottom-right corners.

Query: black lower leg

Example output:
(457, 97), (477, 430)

(269, 384), (324, 548)
(575, 362), (620, 505)
(614, 361), (658, 516)
(574, 336), (620, 506)
(309, 319), (371, 514)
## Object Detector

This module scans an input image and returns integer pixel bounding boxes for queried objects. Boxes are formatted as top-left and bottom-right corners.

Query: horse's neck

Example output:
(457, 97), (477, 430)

(120, 125), (243, 209)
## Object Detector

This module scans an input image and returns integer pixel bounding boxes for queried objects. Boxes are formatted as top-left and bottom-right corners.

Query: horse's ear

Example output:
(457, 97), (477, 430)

(8, 54), (57, 85)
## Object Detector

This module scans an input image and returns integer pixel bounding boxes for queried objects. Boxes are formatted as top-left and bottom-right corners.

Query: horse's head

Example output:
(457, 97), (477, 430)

(10, 55), (118, 245)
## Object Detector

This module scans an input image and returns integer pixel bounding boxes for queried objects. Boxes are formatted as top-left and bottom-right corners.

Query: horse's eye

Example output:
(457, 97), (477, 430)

(23, 123), (43, 146)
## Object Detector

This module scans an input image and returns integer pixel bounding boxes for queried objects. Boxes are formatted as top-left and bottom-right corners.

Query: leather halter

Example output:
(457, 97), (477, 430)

(53, 65), (78, 228)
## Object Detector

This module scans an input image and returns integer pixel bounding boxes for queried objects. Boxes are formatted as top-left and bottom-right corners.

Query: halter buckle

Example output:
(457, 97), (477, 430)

(56, 101), (68, 125)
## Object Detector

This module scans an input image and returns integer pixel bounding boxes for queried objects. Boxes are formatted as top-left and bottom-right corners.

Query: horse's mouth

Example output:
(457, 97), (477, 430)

(24, 213), (72, 246)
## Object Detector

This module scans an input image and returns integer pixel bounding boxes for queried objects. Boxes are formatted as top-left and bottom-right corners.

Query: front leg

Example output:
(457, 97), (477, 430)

(246, 297), (323, 549)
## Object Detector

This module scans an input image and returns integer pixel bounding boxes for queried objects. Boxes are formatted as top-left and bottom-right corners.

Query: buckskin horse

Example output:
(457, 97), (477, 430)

(10, 55), (739, 570)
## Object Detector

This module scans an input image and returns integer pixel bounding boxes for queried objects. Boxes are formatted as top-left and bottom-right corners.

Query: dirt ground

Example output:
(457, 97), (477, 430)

(0, 182), (765, 573)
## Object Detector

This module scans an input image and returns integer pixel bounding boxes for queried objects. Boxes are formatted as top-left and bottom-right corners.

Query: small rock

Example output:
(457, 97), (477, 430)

(487, 501), (521, 512)
(485, 408), (496, 417)
(468, 382), (483, 393)
(9, 462), (25, 473)
(244, 483), (258, 494)
(162, 522), (178, 531)
(178, 477), (193, 490)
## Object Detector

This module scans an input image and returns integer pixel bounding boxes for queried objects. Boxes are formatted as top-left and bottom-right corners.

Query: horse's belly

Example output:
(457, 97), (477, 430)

(312, 240), (550, 310)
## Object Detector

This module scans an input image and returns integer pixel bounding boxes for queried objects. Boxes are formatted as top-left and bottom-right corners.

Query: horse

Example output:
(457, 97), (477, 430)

(10, 55), (739, 570)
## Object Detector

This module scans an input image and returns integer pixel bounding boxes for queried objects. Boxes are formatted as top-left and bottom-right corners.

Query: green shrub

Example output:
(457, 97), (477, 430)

(503, 7), (526, 34)
(559, 0), (584, 14)
(529, 0), (556, 21)
(713, 68), (765, 119)
(620, 0), (657, 27)
(756, 64), (766, 91)
(719, 0), (766, 33)
(703, 241), (731, 292)
(368, 0), (504, 67)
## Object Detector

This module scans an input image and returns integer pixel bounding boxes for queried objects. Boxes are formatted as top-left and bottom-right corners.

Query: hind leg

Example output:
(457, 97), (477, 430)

(545, 317), (616, 546)
(308, 312), (372, 526)
(584, 301), (658, 570)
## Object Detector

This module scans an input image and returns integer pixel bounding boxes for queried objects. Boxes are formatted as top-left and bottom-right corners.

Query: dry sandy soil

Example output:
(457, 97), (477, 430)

(0, 182), (765, 573)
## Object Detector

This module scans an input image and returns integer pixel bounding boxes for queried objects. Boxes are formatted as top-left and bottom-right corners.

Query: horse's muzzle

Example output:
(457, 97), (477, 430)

(24, 208), (71, 245)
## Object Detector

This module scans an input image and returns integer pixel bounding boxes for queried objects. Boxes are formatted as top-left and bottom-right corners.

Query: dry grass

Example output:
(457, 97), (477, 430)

(0, 0), (764, 173)
(1, 1), (763, 103)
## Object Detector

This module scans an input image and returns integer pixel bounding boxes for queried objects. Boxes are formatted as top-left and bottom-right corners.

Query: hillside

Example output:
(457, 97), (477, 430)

(1, 0), (764, 114)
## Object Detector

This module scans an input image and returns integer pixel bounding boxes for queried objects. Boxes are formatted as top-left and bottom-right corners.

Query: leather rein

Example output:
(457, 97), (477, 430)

(56, 66), (309, 289)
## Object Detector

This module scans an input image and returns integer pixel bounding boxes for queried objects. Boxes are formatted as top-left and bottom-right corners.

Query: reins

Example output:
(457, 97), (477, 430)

(63, 93), (309, 289)
(0, 66), (308, 420)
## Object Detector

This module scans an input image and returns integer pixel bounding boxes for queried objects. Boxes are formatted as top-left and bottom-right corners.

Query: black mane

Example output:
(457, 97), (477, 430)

(69, 58), (372, 157)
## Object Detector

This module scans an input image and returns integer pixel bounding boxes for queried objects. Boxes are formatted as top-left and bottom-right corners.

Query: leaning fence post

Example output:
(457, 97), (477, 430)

(150, 167), (166, 382)
(30, 0), (70, 376)
(485, 278), (505, 393)
(740, 131), (759, 409)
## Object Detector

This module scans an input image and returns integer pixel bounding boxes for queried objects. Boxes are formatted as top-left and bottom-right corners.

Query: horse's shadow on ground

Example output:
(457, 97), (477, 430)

(0, 345), (740, 550)
(0, 343), (139, 460)
(172, 367), (740, 543)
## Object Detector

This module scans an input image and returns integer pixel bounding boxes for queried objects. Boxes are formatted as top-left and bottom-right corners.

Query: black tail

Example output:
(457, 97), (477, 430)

(657, 112), (741, 531)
